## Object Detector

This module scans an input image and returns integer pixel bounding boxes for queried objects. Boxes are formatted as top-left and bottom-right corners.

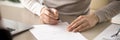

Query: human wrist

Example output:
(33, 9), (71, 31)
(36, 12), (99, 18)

(88, 10), (99, 23)
(87, 13), (99, 24)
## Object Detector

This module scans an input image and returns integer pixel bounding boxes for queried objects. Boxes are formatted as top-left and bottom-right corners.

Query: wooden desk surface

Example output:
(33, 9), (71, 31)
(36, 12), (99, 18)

(13, 31), (37, 40)
(0, 5), (111, 40)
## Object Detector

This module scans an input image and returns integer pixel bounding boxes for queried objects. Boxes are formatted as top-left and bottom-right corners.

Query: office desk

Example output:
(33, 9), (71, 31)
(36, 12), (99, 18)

(12, 22), (111, 40)
(0, 3), (111, 40)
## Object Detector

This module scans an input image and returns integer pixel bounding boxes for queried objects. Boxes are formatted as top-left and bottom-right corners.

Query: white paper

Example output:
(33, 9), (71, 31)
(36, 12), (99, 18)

(111, 13), (120, 24)
(94, 24), (120, 40)
(30, 22), (87, 40)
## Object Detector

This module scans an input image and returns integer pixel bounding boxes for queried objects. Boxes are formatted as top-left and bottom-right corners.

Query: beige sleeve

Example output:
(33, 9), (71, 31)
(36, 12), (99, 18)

(94, 1), (120, 23)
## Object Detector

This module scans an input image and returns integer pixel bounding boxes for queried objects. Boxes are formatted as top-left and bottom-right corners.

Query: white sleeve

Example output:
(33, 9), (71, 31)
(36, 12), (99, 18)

(20, 0), (44, 16)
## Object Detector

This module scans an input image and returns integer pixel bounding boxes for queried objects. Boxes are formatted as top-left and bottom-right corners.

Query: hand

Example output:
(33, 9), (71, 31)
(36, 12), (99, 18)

(40, 7), (59, 25)
(67, 13), (98, 32)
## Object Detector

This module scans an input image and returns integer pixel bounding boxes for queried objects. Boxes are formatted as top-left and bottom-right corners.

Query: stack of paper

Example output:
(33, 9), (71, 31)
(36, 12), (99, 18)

(30, 22), (87, 40)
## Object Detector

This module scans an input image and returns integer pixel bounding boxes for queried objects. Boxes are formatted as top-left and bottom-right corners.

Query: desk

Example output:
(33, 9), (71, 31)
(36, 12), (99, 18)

(0, 2), (111, 40)
(12, 22), (111, 40)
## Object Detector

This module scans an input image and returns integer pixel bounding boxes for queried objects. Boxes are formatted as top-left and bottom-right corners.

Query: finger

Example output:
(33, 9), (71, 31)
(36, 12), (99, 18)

(78, 25), (90, 32)
(44, 10), (56, 20)
(44, 13), (57, 20)
(43, 18), (58, 25)
(40, 14), (45, 24)
(67, 16), (84, 28)
(67, 17), (85, 32)
(78, 20), (91, 32)
(50, 8), (58, 19)
(44, 9), (57, 20)
(42, 14), (58, 24)
(49, 19), (58, 25)
(72, 21), (89, 32)
(46, 13), (58, 25)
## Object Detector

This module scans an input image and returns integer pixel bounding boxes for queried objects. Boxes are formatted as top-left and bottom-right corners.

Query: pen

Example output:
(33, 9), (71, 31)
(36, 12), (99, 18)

(46, 8), (59, 20)
(111, 28), (120, 37)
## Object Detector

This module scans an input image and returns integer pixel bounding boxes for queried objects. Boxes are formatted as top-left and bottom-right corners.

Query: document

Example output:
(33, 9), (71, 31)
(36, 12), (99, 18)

(30, 22), (87, 40)
(94, 24), (120, 40)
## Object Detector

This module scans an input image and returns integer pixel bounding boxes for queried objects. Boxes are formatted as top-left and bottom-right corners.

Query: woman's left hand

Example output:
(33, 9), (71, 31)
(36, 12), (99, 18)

(67, 13), (99, 32)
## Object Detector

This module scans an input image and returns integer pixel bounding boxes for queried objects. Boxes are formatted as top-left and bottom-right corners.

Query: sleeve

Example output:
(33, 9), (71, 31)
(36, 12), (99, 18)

(94, 1), (120, 23)
(20, 0), (44, 16)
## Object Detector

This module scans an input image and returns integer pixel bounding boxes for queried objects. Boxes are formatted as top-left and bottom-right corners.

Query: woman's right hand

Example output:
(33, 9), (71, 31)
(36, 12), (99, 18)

(40, 7), (59, 25)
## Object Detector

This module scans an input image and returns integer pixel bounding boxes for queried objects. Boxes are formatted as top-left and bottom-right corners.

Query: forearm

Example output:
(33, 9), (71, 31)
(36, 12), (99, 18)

(94, 1), (120, 23)
(20, 0), (44, 16)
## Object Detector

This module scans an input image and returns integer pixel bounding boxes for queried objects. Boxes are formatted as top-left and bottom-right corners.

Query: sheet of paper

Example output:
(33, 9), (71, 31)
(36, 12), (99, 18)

(30, 22), (87, 40)
(94, 24), (120, 40)
(111, 13), (120, 24)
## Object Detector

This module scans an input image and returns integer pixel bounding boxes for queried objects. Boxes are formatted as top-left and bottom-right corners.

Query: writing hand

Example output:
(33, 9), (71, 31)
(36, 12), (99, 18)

(40, 7), (59, 25)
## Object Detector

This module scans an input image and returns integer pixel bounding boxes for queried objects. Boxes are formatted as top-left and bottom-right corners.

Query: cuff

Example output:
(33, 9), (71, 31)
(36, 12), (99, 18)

(32, 3), (45, 16)
(94, 11), (107, 23)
